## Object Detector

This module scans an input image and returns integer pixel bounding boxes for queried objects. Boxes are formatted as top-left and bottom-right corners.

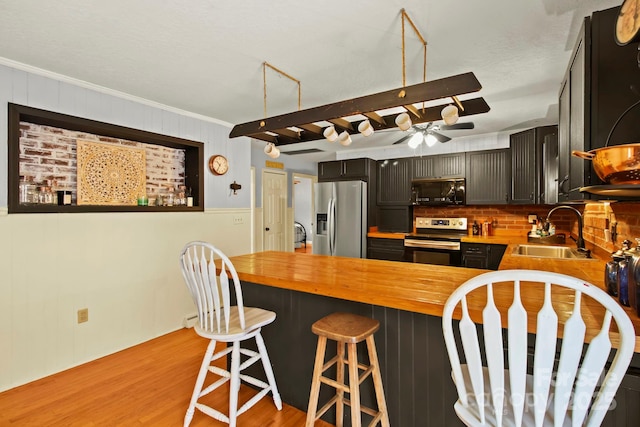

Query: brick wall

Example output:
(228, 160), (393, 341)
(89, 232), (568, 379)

(18, 122), (185, 202)
(414, 202), (640, 255)
(413, 205), (574, 235)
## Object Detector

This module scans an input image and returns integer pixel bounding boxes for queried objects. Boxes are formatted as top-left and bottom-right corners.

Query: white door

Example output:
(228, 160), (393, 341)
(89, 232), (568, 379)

(262, 170), (287, 251)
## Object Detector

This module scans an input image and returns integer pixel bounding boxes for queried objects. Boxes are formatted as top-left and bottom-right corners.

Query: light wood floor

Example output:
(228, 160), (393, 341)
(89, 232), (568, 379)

(294, 244), (312, 254)
(0, 328), (331, 426)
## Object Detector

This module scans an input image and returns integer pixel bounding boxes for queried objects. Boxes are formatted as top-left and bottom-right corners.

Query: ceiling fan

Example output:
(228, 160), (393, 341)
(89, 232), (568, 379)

(391, 122), (475, 147)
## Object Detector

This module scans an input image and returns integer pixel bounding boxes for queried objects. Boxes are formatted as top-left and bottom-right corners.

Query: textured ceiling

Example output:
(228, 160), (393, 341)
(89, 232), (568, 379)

(0, 0), (622, 160)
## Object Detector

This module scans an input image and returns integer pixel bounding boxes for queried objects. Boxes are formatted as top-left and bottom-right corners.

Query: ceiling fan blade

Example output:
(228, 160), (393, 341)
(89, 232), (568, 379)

(429, 131), (452, 143)
(392, 132), (415, 145)
(439, 122), (474, 130)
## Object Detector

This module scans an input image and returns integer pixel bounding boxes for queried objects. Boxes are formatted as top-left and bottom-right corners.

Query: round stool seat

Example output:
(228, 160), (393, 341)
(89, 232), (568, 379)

(312, 312), (380, 343)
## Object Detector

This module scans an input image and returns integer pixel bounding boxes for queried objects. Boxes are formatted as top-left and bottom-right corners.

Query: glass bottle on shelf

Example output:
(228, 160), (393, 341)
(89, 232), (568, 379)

(156, 188), (164, 206)
(148, 188), (157, 207)
(186, 187), (193, 207)
(166, 186), (175, 207)
(19, 176), (34, 204)
(178, 185), (187, 206)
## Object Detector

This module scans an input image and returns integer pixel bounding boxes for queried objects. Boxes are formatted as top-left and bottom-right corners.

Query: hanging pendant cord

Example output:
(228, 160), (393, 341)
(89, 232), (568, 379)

(263, 61), (301, 119)
(401, 9), (427, 87)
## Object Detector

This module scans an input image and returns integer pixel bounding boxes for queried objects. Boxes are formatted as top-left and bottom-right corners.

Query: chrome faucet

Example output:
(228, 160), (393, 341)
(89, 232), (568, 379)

(545, 205), (588, 255)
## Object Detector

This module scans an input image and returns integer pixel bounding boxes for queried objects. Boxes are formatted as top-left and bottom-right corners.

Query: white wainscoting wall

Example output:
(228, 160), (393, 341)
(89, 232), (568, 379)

(0, 208), (251, 392)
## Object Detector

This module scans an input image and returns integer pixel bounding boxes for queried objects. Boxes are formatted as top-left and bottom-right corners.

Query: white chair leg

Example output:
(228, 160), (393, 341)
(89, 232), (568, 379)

(228, 341), (241, 427)
(185, 339), (217, 427)
(255, 332), (282, 410)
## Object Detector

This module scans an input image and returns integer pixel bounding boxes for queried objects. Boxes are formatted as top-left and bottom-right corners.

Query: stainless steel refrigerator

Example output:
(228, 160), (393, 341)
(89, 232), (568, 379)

(312, 180), (367, 258)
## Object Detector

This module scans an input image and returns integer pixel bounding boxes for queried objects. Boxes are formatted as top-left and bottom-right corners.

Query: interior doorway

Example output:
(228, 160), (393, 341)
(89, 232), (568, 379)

(262, 169), (287, 251)
(292, 173), (316, 254)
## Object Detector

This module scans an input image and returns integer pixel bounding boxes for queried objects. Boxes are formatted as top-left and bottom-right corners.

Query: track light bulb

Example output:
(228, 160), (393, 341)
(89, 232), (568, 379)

(323, 126), (338, 142)
(358, 119), (374, 137)
(264, 143), (280, 158)
(441, 105), (459, 125)
(338, 131), (352, 146)
(395, 112), (412, 131)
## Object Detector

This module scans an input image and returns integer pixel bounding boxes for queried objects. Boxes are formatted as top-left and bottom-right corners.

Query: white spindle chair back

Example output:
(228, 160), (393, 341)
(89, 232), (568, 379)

(443, 270), (635, 427)
(180, 241), (246, 333)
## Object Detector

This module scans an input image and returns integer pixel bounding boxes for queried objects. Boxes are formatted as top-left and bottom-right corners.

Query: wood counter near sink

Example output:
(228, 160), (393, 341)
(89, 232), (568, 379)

(228, 251), (640, 426)
(229, 251), (638, 352)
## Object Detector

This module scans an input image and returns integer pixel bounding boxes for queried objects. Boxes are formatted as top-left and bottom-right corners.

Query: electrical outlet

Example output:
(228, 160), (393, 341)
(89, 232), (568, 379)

(527, 214), (537, 224)
(233, 216), (243, 225)
(77, 308), (89, 324)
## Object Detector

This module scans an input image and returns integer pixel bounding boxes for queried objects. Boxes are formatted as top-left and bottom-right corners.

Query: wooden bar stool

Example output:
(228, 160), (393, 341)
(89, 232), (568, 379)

(305, 312), (390, 427)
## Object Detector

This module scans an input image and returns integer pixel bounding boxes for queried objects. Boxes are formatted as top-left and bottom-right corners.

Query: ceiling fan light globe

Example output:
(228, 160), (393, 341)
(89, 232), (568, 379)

(338, 131), (352, 146)
(395, 112), (412, 131)
(425, 133), (438, 147)
(323, 126), (338, 142)
(408, 132), (424, 149)
(441, 105), (459, 125)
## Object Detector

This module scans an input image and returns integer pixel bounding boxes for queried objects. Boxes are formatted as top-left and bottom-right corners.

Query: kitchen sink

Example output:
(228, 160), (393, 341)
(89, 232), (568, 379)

(512, 244), (581, 259)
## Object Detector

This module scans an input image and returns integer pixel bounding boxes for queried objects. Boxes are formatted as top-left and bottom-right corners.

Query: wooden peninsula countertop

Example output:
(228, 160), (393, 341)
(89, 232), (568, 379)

(229, 250), (640, 353)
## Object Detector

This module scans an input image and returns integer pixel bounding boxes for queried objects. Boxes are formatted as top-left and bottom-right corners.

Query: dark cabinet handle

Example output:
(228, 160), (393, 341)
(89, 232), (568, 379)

(529, 192), (534, 200)
(265, 227), (270, 231)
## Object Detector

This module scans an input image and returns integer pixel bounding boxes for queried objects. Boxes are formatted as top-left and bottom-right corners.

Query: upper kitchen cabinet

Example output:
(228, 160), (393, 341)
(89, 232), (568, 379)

(377, 158), (412, 205)
(466, 149), (511, 205)
(317, 158), (377, 229)
(510, 126), (557, 204)
(412, 153), (465, 179)
(558, 7), (640, 200)
(558, 16), (591, 201)
(317, 158), (373, 182)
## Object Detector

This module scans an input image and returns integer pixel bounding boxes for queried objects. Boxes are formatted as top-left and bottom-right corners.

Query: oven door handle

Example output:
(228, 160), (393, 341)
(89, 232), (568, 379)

(404, 239), (461, 250)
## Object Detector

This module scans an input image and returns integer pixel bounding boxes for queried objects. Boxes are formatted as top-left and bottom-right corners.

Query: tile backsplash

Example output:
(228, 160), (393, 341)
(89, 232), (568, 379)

(413, 202), (640, 254)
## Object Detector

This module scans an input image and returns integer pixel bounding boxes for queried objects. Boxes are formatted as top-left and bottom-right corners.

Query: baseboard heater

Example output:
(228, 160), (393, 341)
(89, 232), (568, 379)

(183, 313), (198, 328)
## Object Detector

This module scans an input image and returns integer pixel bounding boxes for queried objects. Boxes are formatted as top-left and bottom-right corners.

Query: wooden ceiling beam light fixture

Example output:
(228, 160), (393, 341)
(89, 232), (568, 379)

(230, 11), (490, 147)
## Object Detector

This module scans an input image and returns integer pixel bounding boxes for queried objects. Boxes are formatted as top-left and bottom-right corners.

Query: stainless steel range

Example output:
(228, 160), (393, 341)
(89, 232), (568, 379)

(404, 217), (468, 266)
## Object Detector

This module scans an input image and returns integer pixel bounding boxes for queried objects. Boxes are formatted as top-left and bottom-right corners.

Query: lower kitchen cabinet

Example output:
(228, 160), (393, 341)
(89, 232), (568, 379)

(461, 242), (507, 270)
(367, 237), (406, 262)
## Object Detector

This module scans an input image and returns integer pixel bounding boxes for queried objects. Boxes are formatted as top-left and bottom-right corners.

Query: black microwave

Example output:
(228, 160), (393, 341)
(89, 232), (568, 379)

(411, 178), (465, 205)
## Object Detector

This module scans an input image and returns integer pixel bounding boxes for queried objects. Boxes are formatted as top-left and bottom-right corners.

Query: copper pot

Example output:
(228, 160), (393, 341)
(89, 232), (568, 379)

(572, 143), (640, 184)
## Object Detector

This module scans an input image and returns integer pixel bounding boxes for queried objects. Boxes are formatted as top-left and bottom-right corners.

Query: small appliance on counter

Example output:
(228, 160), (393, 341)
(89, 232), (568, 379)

(605, 238), (640, 315)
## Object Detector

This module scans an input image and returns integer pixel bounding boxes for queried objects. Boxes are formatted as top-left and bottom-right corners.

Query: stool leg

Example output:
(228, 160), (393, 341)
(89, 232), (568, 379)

(306, 336), (327, 427)
(366, 335), (390, 427)
(228, 341), (241, 427)
(347, 342), (362, 427)
(336, 341), (345, 427)
(255, 332), (282, 410)
(184, 339), (217, 427)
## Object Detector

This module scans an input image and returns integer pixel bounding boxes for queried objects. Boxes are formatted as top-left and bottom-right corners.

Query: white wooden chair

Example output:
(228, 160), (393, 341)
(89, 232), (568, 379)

(442, 270), (635, 427)
(179, 241), (282, 427)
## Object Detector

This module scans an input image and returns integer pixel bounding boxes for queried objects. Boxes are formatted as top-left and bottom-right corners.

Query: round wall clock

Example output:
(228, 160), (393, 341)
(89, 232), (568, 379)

(615, 0), (640, 46)
(208, 154), (229, 175)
